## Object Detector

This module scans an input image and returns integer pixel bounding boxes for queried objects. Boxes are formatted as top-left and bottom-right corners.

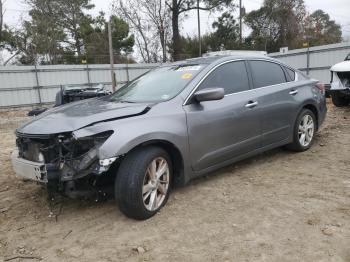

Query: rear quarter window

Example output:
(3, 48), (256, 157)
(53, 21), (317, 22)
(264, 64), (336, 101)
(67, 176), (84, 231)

(249, 60), (287, 88)
(284, 67), (296, 81)
(345, 53), (350, 61)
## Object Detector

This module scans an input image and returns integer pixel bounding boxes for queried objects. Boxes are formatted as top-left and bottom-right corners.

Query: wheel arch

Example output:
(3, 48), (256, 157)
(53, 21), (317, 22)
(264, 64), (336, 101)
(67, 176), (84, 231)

(124, 139), (186, 187)
(301, 103), (319, 130)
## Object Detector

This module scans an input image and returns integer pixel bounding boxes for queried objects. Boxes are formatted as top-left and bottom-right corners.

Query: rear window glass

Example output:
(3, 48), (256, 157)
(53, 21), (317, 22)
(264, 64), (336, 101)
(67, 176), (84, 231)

(249, 61), (287, 88)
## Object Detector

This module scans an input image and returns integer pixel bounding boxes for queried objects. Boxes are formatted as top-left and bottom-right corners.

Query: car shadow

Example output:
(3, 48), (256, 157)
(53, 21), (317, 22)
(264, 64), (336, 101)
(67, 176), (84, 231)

(186, 145), (307, 187)
(18, 137), (320, 221)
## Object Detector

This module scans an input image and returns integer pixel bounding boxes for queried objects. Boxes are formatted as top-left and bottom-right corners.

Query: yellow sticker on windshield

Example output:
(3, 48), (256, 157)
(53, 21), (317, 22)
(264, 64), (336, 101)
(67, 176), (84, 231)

(182, 73), (193, 80)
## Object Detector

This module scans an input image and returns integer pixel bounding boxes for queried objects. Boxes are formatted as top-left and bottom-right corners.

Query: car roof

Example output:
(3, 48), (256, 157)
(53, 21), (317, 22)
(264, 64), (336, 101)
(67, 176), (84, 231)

(167, 55), (282, 67)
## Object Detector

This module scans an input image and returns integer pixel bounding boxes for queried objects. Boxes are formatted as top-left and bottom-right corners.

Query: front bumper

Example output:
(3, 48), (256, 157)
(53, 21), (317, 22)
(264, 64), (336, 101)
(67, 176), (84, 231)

(11, 149), (117, 185)
(328, 89), (350, 96)
(11, 150), (48, 183)
(330, 81), (350, 94)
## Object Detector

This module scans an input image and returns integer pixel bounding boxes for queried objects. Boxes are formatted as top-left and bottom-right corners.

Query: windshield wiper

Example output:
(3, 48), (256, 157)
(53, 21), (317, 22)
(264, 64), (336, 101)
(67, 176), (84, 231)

(109, 98), (136, 103)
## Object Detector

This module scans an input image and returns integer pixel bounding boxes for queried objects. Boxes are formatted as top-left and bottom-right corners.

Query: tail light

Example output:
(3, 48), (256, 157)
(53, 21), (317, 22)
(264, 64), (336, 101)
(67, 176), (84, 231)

(316, 82), (325, 95)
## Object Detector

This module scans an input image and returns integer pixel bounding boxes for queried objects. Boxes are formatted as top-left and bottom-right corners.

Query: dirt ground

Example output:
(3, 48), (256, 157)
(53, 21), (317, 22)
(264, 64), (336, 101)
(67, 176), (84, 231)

(0, 102), (349, 262)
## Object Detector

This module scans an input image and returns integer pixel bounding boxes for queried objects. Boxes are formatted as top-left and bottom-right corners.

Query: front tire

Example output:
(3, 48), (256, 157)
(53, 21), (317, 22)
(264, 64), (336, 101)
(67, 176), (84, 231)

(287, 109), (316, 152)
(331, 92), (349, 107)
(115, 146), (172, 220)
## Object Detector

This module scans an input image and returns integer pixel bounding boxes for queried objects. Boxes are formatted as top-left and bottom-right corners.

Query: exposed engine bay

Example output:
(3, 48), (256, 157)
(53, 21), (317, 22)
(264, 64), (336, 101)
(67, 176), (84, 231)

(12, 98), (151, 200)
(335, 72), (350, 88)
(14, 131), (117, 198)
(330, 53), (350, 91)
(329, 54), (350, 107)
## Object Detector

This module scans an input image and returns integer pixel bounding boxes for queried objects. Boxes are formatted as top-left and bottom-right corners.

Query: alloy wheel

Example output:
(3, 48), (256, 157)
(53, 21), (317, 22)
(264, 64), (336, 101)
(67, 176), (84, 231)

(298, 114), (315, 147)
(142, 157), (170, 211)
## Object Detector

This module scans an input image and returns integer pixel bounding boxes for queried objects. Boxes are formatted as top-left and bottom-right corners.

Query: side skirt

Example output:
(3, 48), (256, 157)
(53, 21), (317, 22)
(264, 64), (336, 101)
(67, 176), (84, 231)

(189, 138), (291, 180)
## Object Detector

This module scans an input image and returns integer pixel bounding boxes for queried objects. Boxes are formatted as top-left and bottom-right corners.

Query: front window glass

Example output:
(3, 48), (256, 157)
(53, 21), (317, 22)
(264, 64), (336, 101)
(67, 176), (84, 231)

(110, 65), (204, 103)
(198, 61), (250, 94)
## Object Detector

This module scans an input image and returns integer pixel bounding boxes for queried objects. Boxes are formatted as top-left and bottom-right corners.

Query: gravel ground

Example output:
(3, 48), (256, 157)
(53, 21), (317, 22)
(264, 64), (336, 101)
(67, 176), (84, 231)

(0, 102), (349, 262)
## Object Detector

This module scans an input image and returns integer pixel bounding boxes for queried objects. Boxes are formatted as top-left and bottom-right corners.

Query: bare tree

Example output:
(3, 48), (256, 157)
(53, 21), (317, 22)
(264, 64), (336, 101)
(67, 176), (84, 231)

(140, 0), (171, 62)
(114, 0), (171, 63)
(117, 1), (151, 62)
(0, 0), (4, 42)
(167, 0), (234, 61)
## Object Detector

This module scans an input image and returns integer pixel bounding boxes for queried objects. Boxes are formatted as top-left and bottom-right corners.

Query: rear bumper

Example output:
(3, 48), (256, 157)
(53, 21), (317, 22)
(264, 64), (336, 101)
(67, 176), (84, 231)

(11, 150), (48, 183)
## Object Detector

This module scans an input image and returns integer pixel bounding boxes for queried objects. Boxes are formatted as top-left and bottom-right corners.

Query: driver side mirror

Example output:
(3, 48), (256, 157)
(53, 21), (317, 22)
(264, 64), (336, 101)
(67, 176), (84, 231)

(193, 87), (225, 103)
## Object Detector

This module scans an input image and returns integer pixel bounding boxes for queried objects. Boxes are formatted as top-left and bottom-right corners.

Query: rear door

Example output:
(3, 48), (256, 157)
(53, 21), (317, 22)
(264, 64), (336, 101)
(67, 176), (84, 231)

(247, 60), (300, 146)
(184, 61), (262, 172)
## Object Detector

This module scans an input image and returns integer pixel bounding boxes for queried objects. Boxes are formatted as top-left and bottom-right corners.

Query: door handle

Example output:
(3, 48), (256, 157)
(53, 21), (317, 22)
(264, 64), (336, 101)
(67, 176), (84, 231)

(289, 90), (298, 96)
(245, 101), (258, 109)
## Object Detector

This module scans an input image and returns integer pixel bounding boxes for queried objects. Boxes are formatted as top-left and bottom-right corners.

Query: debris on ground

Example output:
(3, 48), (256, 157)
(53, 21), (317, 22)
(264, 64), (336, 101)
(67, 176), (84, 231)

(132, 246), (146, 254)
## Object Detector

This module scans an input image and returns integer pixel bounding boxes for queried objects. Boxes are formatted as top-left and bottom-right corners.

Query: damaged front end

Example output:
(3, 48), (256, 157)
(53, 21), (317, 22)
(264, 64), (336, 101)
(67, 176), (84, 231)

(331, 71), (350, 93)
(12, 130), (117, 198)
(330, 56), (350, 97)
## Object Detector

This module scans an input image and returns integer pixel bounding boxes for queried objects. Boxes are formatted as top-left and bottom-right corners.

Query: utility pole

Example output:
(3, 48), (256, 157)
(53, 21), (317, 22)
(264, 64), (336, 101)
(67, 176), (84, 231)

(197, 0), (202, 57)
(239, 0), (242, 44)
(108, 18), (116, 92)
(305, 42), (310, 75)
(306, 44), (310, 75)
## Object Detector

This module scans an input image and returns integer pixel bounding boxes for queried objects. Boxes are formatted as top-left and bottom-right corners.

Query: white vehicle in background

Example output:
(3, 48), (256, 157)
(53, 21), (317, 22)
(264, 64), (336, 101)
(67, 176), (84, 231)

(330, 53), (350, 107)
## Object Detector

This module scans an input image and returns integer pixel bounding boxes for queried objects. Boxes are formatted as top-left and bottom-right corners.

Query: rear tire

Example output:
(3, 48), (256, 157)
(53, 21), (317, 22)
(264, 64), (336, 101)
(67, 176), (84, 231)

(287, 109), (316, 152)
(331, 92), (349, 107)
(115, 146), (172, 220)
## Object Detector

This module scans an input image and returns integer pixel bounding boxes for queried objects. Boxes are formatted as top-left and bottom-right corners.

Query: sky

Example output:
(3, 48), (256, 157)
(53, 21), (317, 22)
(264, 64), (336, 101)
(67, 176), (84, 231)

(3, 0), (350, 38)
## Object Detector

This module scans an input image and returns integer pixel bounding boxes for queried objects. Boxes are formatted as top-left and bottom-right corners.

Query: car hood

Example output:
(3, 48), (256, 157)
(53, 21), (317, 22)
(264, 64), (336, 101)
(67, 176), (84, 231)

(17, 98), (151, 135)
(331, 61), (350, 72)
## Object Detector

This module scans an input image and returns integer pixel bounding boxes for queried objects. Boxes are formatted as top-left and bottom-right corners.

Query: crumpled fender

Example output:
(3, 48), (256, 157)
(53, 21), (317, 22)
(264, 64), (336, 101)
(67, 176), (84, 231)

(72, 113), (189, 162)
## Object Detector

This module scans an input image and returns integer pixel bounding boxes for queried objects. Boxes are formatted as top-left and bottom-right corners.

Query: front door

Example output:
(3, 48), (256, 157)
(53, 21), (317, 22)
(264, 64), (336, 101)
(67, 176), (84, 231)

(184, 61), (263, 172)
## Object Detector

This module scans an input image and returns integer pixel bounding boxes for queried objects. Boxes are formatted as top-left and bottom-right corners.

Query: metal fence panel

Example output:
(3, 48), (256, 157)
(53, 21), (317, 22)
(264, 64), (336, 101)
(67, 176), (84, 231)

(2, 42), (350, 107)
(269, 42), (350, 83)
(0, 66), (37, 90)
(0, 63), (159, 107)
(38, 65), (88, 87)
(0, 89), (39, 107)
(39, 87), (61, 104)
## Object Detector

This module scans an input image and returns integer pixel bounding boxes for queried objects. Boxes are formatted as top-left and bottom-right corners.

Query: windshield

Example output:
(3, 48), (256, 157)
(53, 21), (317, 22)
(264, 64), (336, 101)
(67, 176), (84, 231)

(110, 65), (204, 103)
